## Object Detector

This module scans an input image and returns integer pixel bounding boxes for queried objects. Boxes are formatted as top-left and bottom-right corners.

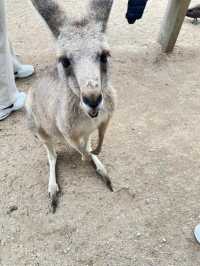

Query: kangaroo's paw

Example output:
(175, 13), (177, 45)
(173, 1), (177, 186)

(91, 147), (101, 155)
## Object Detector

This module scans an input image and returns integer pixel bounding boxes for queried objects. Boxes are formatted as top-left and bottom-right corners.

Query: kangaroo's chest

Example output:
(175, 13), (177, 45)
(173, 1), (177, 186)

(71, 110), (108, 138)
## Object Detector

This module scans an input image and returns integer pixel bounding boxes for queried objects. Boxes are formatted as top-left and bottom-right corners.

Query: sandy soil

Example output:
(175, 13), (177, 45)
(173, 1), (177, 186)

(1, 0), (200, 265)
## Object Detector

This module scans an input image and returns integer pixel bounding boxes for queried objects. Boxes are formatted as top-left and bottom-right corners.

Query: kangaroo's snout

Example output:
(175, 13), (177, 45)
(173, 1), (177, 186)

(82, 93), (102, 117)
(81, 84), (103, 118)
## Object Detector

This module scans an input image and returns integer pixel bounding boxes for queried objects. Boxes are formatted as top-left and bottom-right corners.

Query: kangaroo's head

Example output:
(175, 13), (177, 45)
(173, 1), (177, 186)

(31, 0), (113, 118)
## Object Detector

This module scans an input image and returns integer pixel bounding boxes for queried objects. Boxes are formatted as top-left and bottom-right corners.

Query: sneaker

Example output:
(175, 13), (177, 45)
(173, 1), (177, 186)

(14, 64), (34, 79)
(194, 224), (200, 244)
(0, 91), (26, 121)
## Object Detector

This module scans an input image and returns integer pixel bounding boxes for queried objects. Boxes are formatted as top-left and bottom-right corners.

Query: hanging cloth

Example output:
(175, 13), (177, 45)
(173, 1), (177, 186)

(126, 0), (148, 24)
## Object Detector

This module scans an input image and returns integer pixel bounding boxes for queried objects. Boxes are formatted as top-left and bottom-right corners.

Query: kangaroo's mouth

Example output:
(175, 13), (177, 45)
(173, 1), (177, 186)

(80, 100), (100, 118)
(89, 110), (99, 118)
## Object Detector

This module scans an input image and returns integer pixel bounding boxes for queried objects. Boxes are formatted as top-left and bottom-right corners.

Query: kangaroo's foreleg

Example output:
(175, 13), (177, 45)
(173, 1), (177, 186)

(92, 120), (109, 155)
(68, 135), (113, 191)
(68, 136), (91, 161)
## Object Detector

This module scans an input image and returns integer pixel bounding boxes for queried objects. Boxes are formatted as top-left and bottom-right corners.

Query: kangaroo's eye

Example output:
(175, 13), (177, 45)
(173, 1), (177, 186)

(59, 56), (71, 68)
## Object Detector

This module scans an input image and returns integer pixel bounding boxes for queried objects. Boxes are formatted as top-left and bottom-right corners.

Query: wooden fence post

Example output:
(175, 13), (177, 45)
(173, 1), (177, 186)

(159, 0), (191, 53)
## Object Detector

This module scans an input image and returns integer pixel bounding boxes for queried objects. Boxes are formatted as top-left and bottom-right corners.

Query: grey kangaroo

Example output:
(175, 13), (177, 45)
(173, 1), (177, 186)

(26, 0), (116, 211)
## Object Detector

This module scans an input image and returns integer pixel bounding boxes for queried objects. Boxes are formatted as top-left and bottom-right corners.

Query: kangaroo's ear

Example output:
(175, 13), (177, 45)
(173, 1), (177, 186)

(89, 0), (113, 32)
(31, 0), (66, 37)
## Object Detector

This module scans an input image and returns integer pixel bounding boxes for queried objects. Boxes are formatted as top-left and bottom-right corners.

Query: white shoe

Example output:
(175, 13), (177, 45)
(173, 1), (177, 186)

(14, 64), (34, 79)
(0, 91), (26, 121)
(194, 224), (200, 244)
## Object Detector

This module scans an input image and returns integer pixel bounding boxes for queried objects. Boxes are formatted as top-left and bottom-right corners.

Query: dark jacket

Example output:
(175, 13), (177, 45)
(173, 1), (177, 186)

(126, 0), (148, 24)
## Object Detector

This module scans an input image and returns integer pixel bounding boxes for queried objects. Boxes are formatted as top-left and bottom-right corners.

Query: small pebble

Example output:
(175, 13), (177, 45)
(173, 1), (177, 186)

(136, 232), (141, 238)
(161, 238), (167, 243)
(7, 205), (18, 214)
(145, 199), (150, 205)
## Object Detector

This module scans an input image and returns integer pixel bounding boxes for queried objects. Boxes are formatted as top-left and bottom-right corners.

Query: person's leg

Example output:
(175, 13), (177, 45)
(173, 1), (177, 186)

(0, 0), (17, 108)
(10, 43), (34, 79)
(0, 0), (26, 120)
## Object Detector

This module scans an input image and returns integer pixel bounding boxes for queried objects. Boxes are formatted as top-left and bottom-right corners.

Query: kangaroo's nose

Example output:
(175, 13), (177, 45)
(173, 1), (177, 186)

(82, 94), (103, 109)
(86, 80), (98, 89)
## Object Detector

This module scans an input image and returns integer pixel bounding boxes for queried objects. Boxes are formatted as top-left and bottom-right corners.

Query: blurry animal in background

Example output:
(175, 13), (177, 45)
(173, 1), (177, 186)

(186, 4), (200, 24)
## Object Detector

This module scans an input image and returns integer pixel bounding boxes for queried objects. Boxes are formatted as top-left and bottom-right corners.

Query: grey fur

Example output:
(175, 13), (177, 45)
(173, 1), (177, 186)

(26, 0), (116, 211)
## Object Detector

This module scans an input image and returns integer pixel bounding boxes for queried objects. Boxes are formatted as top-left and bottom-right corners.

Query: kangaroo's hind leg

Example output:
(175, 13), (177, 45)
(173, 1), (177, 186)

(86, 137), (113, 191)
(38, 128), (59, 212)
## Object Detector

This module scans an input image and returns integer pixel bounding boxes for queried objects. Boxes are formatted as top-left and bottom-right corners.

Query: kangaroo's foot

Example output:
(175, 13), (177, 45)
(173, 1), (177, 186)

(90, 153), (113, 191)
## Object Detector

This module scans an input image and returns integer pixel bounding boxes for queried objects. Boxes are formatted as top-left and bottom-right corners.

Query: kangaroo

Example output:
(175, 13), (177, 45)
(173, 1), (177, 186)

(26, 0), (116, 211)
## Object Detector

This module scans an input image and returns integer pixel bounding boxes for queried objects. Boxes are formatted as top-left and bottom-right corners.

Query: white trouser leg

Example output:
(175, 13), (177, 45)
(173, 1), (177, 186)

(10, 43), (22, 74)
(0, 0), (17, 108)
(11, 43), (34, 79)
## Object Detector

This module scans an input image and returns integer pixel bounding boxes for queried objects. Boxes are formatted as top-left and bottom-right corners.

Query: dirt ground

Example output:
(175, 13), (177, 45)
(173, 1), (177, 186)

(1, 0), (200, 265)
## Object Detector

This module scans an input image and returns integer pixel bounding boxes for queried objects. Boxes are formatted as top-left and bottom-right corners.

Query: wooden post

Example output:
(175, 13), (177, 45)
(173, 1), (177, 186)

(159, 0), (191, 53)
